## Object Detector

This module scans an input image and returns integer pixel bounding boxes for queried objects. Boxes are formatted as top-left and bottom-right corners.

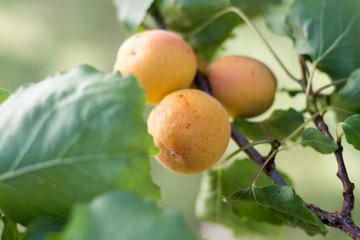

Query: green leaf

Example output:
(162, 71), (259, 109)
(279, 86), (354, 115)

(156, 0), (235, 55)
(227, 185), (327, 236)
(332, 68), (360, 113)
(0, 215), (24, 240)
(60, 190), (201, 240)
(301, 128), (338, 154)
(113, 0), (154, 30)
(0, 89), (11, 104)
(23, 217), (64, 240)
(0, 65), (159, 226)
(156, 0), (280, 55)
(233, 108), (304, 141)
(265, 2), (292, 37)
(340, 114), (360, 150)
(196, 159), (284, 236)
(285, 0), (360, 80)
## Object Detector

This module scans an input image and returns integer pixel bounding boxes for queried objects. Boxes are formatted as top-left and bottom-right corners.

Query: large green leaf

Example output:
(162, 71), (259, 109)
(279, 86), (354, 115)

(340, 114), (360, 150)
(233, 108), (304, 141)
(196, 159), (284, 236)
(332, 68), (360, 113)
(113, 0), (155, 30)
(301, 128), (338, 154)
(227, 185), (327, 236)
(60, 190), (201, 240)
(0, 65), (159, 226)
(285, 0), (360, 80)
(156, 0), (280, 55)
(0, 89), (11, 104)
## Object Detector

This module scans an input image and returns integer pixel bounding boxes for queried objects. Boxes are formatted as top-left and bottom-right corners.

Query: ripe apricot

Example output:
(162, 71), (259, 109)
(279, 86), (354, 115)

(147, 89), (230, 174)
(113, 29), (197, 104)
(207, 55), (277, 118)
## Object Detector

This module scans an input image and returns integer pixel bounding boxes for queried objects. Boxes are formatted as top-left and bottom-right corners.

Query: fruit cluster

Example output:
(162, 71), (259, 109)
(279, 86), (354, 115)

(114, 29), (277, 174)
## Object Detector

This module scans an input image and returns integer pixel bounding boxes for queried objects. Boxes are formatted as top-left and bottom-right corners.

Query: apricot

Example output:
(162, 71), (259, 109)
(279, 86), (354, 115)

(207, 55), (277, 118)
(147, 89), (230, 174)
(113, 29), (197, 104)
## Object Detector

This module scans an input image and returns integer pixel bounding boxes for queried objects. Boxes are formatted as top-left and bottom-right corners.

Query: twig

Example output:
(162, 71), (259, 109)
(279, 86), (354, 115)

(305, 62), (318, 112)
(313, 78), (348, 96)
(251, 148), (278, 186)
(299, 55), (309, 91)
(314, 116), (355, 217)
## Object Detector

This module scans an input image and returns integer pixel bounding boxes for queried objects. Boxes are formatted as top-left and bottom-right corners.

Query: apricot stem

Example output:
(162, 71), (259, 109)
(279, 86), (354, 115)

(251, 149), (278, 186)
(280, 110), (323, 145)
(313, 78), (348, 96)
(186, 8), (234, 38)
(230, 7), (299, 84)
(217, 139), (273, 170)
(305, 62), (318, 112)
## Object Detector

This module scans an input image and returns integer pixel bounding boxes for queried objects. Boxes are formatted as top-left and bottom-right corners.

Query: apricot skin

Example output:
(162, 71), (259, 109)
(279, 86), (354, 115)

(113, 29), (197, 104)
(147, 89), (230, 174)
(207, 56), (277, 118)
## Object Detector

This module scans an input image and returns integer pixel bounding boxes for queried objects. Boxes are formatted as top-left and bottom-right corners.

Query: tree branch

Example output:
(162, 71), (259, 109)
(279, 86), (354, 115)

(300, 55), (358, 239)
(314, 115), (355, 217)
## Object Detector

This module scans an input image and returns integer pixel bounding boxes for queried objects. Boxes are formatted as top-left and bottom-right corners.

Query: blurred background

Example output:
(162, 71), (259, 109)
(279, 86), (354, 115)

(1, 1), (359, 239)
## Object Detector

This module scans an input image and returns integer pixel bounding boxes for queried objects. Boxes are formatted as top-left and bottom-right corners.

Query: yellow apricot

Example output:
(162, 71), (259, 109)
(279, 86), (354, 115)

(207, 55), (277, 118)
(113, 29), (197, 104)
(147, 89), (230, 174)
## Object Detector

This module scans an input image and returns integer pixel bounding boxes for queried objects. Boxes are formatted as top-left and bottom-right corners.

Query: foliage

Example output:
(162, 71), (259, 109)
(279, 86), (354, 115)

(1, 0), (360, 239)
(60, 190), (200, 240)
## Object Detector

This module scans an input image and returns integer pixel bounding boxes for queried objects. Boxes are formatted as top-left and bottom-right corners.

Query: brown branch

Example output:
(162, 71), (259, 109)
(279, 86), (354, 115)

(314, 115), (356, 217)
(314, 115), (355, 214)
(307, 204), (360, 239)
(300, 54), (359, 239)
